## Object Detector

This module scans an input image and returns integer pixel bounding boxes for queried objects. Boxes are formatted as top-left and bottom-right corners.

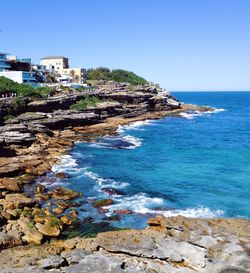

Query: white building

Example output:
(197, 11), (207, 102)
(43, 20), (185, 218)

(0, 71), (37, 84)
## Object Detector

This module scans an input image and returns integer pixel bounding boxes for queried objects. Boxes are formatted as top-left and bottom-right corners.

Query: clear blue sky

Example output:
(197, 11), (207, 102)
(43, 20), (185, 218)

(1, 0), (250, 91)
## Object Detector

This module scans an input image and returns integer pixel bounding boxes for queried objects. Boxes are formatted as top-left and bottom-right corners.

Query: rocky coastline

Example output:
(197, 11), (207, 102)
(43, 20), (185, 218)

(0, 81), (249, 273)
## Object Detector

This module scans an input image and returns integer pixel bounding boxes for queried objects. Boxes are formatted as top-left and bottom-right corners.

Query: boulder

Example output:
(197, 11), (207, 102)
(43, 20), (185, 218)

(114, 209), (133, 215)
(22, 228), (43, 244)
(102, 188), (124, 195)
(35, 222), (62, 237)
(0, 232), (20, 250)
(34, 184), (46, 194)
(55, 172), (68, 179)
(0, 178), (22, 192)
(0, 193), (35, 209)
(49, 187), (81, 200)
(92, 198), (113, 208)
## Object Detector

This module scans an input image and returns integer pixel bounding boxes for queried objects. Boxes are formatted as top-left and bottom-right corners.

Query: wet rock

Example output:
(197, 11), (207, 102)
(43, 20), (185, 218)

(34, 184), (46, 194)
(114, 209), (133, 215)
(61, 215), (73, 226)
(102, 187), (125, 195)
(83, 216), (94, 224)
(69, 209), (78, 218)
(103, 215), (121, 221)
(52, 207), (65, 215)
(49, 187), (81, 200)
(57, 200), (82, 209)
(98, 207), (109, 214)
(55, 172), (68, 179)
(35, 193), (50, 202)
(92, 198), (113, 208)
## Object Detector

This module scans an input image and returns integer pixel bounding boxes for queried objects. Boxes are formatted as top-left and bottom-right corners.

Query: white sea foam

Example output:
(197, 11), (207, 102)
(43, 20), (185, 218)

(104, 192), (224, 219)
(154, 206), (224, 218)
(83, 168), (129, 188)
(122, 135), (142, 149)
(180, 108), (226, 120)
(51, 155), (78, 173)
(105, 193), (164, 213)
(117, 120), (153, 134)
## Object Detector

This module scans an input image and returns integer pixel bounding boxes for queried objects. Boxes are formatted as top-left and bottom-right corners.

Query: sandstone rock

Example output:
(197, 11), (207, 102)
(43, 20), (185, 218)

(35, 222), (62, 237)
(69, 209), (78, 218)
(52, 207), (65, 215)
(0, 193), (35, 209)
(49, 187), (81, 200)
(0, 232), (20, 250)
(60, 215), (73, 226)
(0, 124), (36, 146)
(57, 200), (82, 209)
(0, 178), (22, 192)
(37, 255), (66, 269)
(22, 228), (43, 244)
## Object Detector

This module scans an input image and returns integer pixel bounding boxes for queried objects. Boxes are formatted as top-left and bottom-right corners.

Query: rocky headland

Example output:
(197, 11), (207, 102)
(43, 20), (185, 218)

(0, 80), (249, 273)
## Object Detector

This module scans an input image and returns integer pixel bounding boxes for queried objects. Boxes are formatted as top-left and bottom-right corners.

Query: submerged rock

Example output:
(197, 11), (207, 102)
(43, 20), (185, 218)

(102, 187), (125, 196)
(114, 209), (133, 215)
(55, 172), (68, 179)
(92, 198), (114, 208)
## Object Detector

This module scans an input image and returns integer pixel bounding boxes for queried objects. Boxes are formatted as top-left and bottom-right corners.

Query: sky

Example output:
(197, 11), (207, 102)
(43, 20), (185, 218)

(1, 0), (250, 91)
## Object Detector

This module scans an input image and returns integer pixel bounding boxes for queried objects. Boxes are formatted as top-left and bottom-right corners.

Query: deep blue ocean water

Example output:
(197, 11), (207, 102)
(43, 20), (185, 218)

(51, 92), (250, 229)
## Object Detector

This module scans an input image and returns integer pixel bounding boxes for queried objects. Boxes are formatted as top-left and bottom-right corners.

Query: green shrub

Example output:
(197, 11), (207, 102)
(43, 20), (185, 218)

(86, 67), (148, 85)
(0, 76), (54, 98)
(48, 218), (61, 227)
(3, 114), (15, 121)
(70, 96), (102, 110)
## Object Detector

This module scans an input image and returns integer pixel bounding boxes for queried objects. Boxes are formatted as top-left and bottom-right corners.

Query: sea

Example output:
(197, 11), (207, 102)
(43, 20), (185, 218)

(49, 92), (250, 229)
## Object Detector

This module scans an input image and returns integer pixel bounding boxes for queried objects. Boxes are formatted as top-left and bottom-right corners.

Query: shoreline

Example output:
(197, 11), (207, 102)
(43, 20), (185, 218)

(0, 102), (250, 272)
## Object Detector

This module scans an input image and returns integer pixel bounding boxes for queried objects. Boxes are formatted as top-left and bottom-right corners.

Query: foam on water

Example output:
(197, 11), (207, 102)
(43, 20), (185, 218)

(51, 155), (78, 173)
(117, 120), (154, 134)
(122, 135), (142, 149)
(105, 192), (224, 218)
(105, 192), (164, 214)
(152, 206), (224, 218)
(83, 168), (129, 189)
(88, 134), (142, 150)
(180, 107), (226, 120)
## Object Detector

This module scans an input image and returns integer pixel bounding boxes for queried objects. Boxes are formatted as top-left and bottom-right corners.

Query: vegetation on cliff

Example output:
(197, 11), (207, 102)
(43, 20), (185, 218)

(0, 77), (54, 98)
(70, 96), (102, 110)
(86, 67), (148, 85)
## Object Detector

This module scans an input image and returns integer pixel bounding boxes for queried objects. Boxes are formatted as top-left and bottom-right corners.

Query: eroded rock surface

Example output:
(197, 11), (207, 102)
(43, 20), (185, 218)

(0, 215), (249, 272)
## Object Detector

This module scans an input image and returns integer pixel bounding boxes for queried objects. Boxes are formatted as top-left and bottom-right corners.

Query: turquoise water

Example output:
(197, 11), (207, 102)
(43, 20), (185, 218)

(52, 92), (250, 229)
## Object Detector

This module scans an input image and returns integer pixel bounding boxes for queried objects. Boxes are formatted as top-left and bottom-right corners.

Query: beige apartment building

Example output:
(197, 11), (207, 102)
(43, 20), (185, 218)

(40, 56), (69, 71)
(40, 56), (86, 84)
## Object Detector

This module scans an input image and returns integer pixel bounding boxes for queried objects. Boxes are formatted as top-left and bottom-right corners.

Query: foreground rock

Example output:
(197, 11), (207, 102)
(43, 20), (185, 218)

(0, 215), (249, 272)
